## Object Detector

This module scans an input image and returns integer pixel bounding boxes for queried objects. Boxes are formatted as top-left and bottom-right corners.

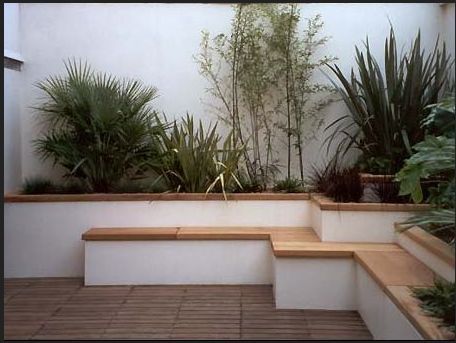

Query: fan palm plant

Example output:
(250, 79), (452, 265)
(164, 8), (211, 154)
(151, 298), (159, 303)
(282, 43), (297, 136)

(34, 60), (165, 192)
(324, 28), (453, 174)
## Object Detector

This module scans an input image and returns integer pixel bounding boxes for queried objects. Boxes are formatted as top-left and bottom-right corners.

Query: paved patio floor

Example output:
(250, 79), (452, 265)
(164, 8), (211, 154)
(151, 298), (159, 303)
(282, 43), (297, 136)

(4, 278), (372, 340)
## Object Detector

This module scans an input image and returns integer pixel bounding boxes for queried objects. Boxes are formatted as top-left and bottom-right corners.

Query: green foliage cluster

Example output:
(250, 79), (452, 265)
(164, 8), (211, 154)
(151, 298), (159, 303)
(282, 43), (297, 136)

(31, 61), (244, 196)
(34, 60), (164, 193)
(412, 279), (455, 332)
(396, 95), (455, 245)
(325, 28), (453, 174)
(155, 114), (243, 196)
(273, 178), (306, 193)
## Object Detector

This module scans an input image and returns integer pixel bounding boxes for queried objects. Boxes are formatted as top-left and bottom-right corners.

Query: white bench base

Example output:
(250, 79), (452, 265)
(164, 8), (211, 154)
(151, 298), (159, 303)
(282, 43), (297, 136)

(85, 240), (273, 285)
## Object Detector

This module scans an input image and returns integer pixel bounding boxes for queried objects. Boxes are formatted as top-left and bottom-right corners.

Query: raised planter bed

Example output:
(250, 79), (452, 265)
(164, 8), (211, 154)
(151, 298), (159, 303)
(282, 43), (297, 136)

(4, 192), (312, 278)
(310, 194), (429, 243)
(395, 225), (455, 282)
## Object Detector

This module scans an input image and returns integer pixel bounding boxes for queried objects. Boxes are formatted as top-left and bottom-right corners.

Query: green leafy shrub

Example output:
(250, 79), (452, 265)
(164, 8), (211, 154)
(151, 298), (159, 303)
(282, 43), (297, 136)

(325, 28), (453, 174)
(412, 280), (455, 332)
(396, 95), (455, 245)
(156, 114), (243, 195)
(21, 177), (58, 194)
(34, 60), (165, 193)
(273, 178), (306, 193)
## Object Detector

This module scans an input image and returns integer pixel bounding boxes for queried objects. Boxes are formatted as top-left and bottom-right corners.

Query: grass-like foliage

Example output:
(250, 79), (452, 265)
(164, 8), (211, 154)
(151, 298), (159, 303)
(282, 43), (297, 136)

(325, 28), (453, 174)
(308, 157), (340, 194)
(412, 280), (455, 332)
(325, 167), (363, 203)
(273, 178), (306, 193)
(33, 60), (165, 193)
(157, 114), (244, 196)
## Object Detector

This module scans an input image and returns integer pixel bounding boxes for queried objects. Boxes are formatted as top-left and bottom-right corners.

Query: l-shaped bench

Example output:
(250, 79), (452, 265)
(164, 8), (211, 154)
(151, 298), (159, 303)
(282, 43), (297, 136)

(82, 227), (454, 340)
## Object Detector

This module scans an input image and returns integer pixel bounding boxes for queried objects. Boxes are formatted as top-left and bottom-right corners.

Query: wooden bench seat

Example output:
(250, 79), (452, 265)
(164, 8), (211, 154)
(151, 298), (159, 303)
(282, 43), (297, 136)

(82, 227), (320, 244)
(81, 226), (451, 339)
(81, 227), (179, 240)
(272, 241), (402, 257)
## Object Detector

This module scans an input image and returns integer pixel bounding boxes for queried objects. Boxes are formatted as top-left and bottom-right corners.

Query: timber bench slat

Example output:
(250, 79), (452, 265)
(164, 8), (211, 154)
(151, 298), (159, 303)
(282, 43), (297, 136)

(354, 250), (435, 290)
(81, 227), (179, 241)
(272, 242), (402, 257)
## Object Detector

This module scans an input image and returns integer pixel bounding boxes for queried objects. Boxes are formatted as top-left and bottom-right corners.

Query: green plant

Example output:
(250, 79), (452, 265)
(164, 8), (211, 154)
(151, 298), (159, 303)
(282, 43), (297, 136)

(21, 177), (57, 194)
(308, 157), (340, 193)
(34, 60), (165, 193)
(396, 95), (455, 245)
(196, 4), (277, 188)
(412, 279), (455, 332)
(325, 28), (453, 174)
(273, 177), (305, 193)
(325, 167), (363, 203)
(157, 114), (243, 196)
(196, 4), (335, 186)
(264, 6), (335, 181)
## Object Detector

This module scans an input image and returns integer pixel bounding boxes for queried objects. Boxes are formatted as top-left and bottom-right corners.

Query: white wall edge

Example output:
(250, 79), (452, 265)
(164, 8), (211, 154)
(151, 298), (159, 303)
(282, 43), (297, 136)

(4, 49), (24, 62)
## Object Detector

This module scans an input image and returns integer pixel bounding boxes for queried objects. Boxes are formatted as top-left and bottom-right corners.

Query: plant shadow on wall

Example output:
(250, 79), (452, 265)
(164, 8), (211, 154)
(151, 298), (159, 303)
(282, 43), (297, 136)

(195, 3), (336, 190)
(324, 27), (454, 176)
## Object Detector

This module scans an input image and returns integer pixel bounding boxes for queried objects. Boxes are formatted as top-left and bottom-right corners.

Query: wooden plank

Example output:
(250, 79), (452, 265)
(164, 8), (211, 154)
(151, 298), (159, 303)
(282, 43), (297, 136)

(386, 286), (455, 340)
(400, 226), (455, 266)
(176, 227), (318, 242)
(81, 227), (178, 241)
(354, 251), (435, 290)
(177, 227), (271, 240)
(311, 193), (430, 212)
(4, 192), (310, 203)
(272, 242), (402, 257)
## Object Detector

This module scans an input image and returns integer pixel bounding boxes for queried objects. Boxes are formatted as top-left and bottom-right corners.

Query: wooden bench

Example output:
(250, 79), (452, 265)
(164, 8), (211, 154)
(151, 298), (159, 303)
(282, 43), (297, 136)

(81, 226), (453, 340)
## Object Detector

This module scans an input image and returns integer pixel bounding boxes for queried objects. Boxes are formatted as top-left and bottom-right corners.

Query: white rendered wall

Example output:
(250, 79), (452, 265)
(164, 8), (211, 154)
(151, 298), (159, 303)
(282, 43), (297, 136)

(396, 233), (455, 282)
(319, 209), (411, 243)
(273, 257), (357, 310)
(441, 3), (455, 57)
(4, 200), (310, 278)
(85, 240), (272, 285)
(4, 3), (22, 192)
(356, 264), (422, 340)
(15, 3), (453, 182)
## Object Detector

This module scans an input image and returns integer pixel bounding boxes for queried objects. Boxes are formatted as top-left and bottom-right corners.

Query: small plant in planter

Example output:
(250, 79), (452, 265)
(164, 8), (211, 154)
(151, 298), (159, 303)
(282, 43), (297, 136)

(154, 114), (244, 196)
(412, 279), (455, 333)
(273, 177), (306, 193)
(21, 177), (57, 194)
(33, 60), (165, 193)
(308, 157), (363, 202)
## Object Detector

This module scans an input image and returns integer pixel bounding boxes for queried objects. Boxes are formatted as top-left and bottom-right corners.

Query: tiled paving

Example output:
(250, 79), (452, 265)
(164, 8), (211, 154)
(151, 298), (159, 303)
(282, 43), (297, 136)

(4, 278), (372, 340)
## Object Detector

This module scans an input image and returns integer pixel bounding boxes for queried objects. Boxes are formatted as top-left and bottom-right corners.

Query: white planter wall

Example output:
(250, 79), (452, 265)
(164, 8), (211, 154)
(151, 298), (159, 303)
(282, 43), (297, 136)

(313, 206), (412, 243)
(85, 240), (272, 285)
(4, 200), (310, 278)
(356, 264), (422, 340)
(396, 233), (455, 282)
